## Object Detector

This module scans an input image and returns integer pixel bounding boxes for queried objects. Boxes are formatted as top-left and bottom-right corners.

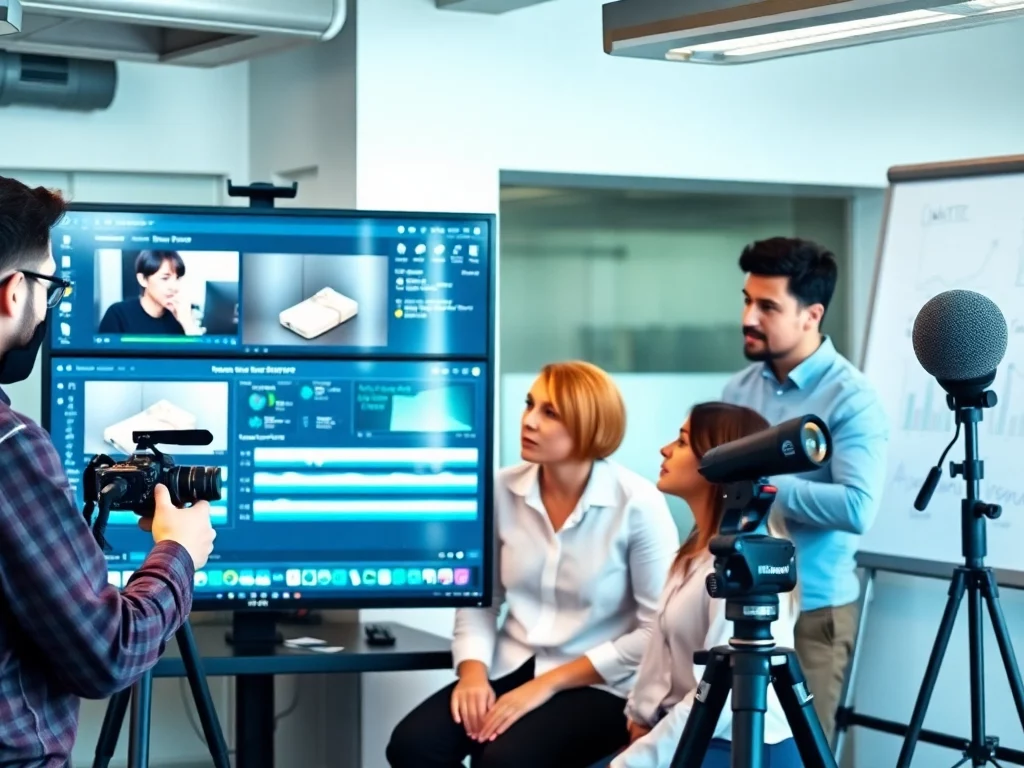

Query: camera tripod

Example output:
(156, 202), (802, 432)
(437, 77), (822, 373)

(668, 479), (838, 768)
(92, 621), (231, 768)
(84, 475), (230, 768)
(669, 592), (837, 768)
(897, 389), (1024, 768)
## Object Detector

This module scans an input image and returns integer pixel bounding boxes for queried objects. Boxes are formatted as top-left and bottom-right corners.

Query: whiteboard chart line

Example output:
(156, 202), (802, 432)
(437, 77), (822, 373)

(914, 238), (998, 292)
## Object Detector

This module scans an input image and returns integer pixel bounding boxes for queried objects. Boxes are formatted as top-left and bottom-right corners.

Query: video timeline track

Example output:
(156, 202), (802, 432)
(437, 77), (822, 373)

(248, 447), (480, 522)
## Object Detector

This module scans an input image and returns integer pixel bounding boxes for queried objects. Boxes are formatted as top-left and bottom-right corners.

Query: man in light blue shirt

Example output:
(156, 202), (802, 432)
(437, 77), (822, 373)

(721, 237), (889, 742)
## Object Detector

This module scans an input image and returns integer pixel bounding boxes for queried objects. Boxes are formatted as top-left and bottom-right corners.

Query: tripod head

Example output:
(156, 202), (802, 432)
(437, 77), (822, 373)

(707, 480), (797, 646)
(693, 413), (828, 649)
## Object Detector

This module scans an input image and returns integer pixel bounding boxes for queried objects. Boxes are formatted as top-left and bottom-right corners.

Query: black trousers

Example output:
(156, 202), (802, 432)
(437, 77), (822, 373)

(386, 658), (629, 768)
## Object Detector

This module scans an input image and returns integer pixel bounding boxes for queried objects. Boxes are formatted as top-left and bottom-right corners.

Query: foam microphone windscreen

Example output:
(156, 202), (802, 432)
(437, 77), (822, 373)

(911, 289), (1008, 381)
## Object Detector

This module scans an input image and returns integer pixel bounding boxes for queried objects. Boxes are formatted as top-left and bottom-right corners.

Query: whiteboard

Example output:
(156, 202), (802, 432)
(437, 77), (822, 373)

(859, 155), (1024, 577)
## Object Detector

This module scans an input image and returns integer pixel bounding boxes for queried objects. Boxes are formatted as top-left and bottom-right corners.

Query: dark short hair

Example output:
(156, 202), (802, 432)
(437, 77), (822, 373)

(739, 237), (837, 314)
(134, 250), (185, 279)
(0, 176), (67, 274)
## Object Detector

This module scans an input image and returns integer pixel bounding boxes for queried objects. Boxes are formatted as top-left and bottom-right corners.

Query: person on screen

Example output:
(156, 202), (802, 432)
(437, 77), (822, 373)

(98, 249), (198, 335)
(608, 402), (802, 768)
(0, 175), (216, 766)
(386, 360), (680, 768)
(721, 237), (888, 741)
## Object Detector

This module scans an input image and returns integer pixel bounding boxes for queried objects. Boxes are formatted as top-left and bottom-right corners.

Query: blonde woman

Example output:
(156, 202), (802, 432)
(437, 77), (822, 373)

(387, 361), (679, 768)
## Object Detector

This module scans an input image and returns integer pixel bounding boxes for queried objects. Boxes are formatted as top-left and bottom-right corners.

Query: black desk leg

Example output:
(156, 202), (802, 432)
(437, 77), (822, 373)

(237, 674), (276, 768)
(127, 673), (153, 768)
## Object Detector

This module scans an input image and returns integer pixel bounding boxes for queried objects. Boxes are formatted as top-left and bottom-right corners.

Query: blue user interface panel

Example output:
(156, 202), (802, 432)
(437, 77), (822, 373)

(49, 208), (491, 358)
(49, 357), (488, 606)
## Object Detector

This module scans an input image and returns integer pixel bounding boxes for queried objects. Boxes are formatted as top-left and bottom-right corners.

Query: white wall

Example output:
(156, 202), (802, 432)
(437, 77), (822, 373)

(248, 7), (357, 210)
(0, 61), (249, 179)
(350, 1), (1024, 766)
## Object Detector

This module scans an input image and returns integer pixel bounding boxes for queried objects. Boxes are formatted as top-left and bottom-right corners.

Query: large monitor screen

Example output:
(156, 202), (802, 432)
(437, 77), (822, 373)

(49, 206), (492, 358)
(46, 357), (491, 610)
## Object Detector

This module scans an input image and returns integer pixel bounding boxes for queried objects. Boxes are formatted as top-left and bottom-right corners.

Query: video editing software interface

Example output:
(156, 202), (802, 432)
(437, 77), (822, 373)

(46, 206), (493, 608)
(49, 209), (489, 358)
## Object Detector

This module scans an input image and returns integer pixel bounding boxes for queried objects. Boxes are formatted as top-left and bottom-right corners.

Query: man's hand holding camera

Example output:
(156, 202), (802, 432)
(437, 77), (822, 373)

(138, 483), (216, 569)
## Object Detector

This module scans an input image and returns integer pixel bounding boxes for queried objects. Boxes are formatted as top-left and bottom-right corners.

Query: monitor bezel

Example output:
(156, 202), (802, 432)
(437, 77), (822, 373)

(49, 201), (495, 362)
(42, 201), (497, 613)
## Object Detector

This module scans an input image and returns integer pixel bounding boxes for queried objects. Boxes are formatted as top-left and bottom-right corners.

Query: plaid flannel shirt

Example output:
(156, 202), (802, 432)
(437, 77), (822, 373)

(0, 388), (194, 767)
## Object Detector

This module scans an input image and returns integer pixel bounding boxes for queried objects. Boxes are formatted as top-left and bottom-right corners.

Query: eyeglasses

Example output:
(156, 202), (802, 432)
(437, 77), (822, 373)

(7, 270), (73, 309)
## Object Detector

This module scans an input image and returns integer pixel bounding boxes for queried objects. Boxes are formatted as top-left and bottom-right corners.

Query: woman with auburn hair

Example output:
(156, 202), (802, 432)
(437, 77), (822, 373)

(609, 402), (803, 768)
(386, 360), (680, 768)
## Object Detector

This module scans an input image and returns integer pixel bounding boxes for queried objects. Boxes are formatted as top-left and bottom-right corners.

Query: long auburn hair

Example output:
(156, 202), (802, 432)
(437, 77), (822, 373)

(671, 402), (791, 578)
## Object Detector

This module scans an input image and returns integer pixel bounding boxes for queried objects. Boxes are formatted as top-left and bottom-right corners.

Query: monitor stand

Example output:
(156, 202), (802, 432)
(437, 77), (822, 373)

(219, 180), (305, 768)
(225, 610), (285, 650)
(225, 612), (285, 768)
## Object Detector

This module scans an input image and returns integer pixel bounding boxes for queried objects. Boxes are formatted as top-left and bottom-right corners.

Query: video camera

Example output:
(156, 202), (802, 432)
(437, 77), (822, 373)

(83, 429), (222, 549)
(698, 415), (831, 628)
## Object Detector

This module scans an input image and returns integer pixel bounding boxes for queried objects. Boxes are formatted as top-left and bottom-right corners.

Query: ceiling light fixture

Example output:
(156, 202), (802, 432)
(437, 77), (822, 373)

(603, 0), (1024, 64)
(0, 0), (21, 35)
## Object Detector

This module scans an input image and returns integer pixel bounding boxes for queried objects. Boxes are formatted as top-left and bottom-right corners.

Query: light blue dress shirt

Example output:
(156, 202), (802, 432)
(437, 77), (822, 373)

(721, 336), (890, 612)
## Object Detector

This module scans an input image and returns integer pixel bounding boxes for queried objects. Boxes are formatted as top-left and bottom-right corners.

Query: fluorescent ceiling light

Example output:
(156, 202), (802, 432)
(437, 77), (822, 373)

(603, 0), (1024, 64)
(0, 0), (22, 35)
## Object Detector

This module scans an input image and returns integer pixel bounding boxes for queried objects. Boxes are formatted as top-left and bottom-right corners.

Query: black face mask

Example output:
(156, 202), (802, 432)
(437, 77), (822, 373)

(0, 315), (47, 385)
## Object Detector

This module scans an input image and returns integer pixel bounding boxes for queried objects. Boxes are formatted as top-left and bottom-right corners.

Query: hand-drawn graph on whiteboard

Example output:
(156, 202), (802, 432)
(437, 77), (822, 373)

(860, 155), (1024, 575)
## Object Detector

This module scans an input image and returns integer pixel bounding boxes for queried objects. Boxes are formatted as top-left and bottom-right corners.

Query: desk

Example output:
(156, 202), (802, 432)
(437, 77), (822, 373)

(151, 621), (453, 768)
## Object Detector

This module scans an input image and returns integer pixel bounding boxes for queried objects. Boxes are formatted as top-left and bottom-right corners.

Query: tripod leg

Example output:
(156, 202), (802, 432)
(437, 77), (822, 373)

(731, 651), (772, 768)
(670, 650), (733, 768)
(176, 622), (232, 768)
(772, 650), (837, 768)
(127, 672), (153, 768)
(981, 571), (1024, 731)
(897, 568), (968, 768)
(968, 576), (987, 755)
(92, 687), (131, 768)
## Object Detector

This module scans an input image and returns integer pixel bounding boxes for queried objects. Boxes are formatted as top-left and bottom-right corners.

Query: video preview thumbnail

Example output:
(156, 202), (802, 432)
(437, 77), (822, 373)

(94, 249), (240, 338)
(82, 380), (229, 457)
(241, 252), (389, 348)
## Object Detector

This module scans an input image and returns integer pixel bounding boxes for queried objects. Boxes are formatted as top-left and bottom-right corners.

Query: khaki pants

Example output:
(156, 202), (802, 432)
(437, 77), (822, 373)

(794, 600), (860, 743)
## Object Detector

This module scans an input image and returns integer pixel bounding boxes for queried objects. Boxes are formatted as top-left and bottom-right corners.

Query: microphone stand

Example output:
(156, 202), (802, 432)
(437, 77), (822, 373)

(900, 386), (1024, 768)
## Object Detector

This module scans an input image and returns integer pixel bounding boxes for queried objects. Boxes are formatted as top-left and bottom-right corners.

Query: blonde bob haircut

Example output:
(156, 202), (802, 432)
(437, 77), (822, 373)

(539, 360), (626, 461)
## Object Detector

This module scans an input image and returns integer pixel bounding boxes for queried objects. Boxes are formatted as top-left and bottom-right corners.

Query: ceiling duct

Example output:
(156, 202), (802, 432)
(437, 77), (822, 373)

(0, 50), (115, 109)
(603, 0), (1024, 64)
(1, 0), (346, 67)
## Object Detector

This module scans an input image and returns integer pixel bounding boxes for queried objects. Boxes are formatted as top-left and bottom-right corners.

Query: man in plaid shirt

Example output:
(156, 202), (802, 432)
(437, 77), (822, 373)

(0, 176), (217, 766)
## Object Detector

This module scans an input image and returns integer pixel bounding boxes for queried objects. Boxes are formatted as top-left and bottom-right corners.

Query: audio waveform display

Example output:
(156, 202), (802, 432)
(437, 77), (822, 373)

(250, 447), (479, 522)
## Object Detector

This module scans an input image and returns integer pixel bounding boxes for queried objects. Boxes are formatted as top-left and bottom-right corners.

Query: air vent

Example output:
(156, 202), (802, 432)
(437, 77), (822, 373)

(19, 53), (67, 84)
(0, 51), (116, 110)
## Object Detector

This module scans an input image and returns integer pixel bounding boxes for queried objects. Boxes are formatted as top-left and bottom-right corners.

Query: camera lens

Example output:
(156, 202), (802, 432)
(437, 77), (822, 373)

(801, 421), (829, 464)
(166, 465), (222, 505)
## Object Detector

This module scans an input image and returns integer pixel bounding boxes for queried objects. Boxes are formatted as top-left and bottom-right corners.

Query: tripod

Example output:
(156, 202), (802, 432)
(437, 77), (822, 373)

(92, 621), (231, 768)
(669, 593), (837, 768)
(897, 389), (1024, 768)
(83, 456), (231, 768)
(669, 478), (838, 768)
